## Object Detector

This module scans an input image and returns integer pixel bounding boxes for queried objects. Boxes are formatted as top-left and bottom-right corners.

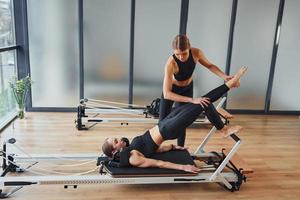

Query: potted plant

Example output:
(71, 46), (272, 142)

(9, 75), (33, 119)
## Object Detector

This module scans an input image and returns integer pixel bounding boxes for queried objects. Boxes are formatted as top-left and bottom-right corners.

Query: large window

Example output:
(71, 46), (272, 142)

(227, 0), (279, 110)
(27, 0), (79, 107)
(0, 0), (17, 129)
(83, 0), (131, 102)
(0, 0), (15, 48)
(133, 0), (181, 105)
(187, 0), (232, 97)
(2, 0), (298, 115)
(270, 0), (300, 111)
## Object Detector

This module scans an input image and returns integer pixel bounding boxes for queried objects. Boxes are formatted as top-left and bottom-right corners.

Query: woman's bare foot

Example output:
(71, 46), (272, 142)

(217, 107), (234, 119)
(226, 66), (248, 88)
(233, 80), (240, 88)
(219, 125), (243, 137)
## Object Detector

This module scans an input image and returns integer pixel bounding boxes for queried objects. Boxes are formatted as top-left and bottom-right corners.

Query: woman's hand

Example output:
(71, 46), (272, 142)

(191, 97), (210, 108)
(223, 75), (234, 81)
(172, 145), (188, 151)
(182, 164), (201, 173)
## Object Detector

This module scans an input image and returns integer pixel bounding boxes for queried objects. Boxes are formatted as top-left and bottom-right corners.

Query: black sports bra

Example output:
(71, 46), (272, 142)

(130, 130), (158, 157)
(173, 49), (196, 81)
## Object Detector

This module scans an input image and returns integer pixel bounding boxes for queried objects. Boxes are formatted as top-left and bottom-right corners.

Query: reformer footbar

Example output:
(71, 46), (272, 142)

(0, 125), (251, 198)
(75, 97), (228, 130)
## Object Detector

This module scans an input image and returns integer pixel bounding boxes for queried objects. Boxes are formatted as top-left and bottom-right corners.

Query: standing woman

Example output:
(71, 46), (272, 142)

(159, 34), (233, 147)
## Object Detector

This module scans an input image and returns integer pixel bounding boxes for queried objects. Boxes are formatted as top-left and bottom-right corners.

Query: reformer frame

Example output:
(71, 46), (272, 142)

(75, 97), (228, 130)
(0, 125), (246, 198)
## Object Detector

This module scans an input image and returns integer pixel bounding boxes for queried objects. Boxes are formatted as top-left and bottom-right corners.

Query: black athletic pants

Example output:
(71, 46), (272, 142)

(159, 82), (193, 146)
(158, 84), (229, 141)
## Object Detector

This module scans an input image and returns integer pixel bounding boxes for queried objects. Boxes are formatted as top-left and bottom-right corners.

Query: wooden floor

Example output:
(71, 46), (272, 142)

(1, 113), (300, 200)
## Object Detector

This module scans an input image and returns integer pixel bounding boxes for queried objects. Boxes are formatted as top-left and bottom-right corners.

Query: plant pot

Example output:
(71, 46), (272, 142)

(18, 107), (25, 119)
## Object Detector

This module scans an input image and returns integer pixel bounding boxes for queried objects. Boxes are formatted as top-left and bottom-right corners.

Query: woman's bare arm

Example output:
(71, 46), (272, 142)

(156, 144), (173, 153)
(129, 153), (200, 173)
(156, 144), (187, 153)
(195, 48), (232, 81)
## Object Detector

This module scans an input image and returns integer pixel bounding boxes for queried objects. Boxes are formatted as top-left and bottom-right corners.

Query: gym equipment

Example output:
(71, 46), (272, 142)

(0, 125), (252, 198)
(75, 97), (228, 130)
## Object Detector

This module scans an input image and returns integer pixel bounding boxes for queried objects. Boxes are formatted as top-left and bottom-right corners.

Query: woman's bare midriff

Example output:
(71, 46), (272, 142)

(149, 125), (164, 146)
(172, 76), (193, 87)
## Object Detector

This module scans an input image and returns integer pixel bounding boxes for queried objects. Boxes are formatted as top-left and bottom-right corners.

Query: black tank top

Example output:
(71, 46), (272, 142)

(173, 49), (196, 81)
(130, 131), (158, 157)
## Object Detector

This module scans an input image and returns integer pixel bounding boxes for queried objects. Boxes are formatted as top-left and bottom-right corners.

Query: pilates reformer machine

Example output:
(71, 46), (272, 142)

(75, 97), (228, 130)
(0, 125), (252, 198)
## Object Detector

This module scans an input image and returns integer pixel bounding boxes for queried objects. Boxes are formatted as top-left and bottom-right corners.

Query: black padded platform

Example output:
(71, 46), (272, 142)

(97, 150), (196, 177)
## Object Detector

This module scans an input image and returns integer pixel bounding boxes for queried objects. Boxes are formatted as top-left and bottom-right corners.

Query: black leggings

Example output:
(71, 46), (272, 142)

(159, 82), (193, 146)
(158, 84), (229, 140)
